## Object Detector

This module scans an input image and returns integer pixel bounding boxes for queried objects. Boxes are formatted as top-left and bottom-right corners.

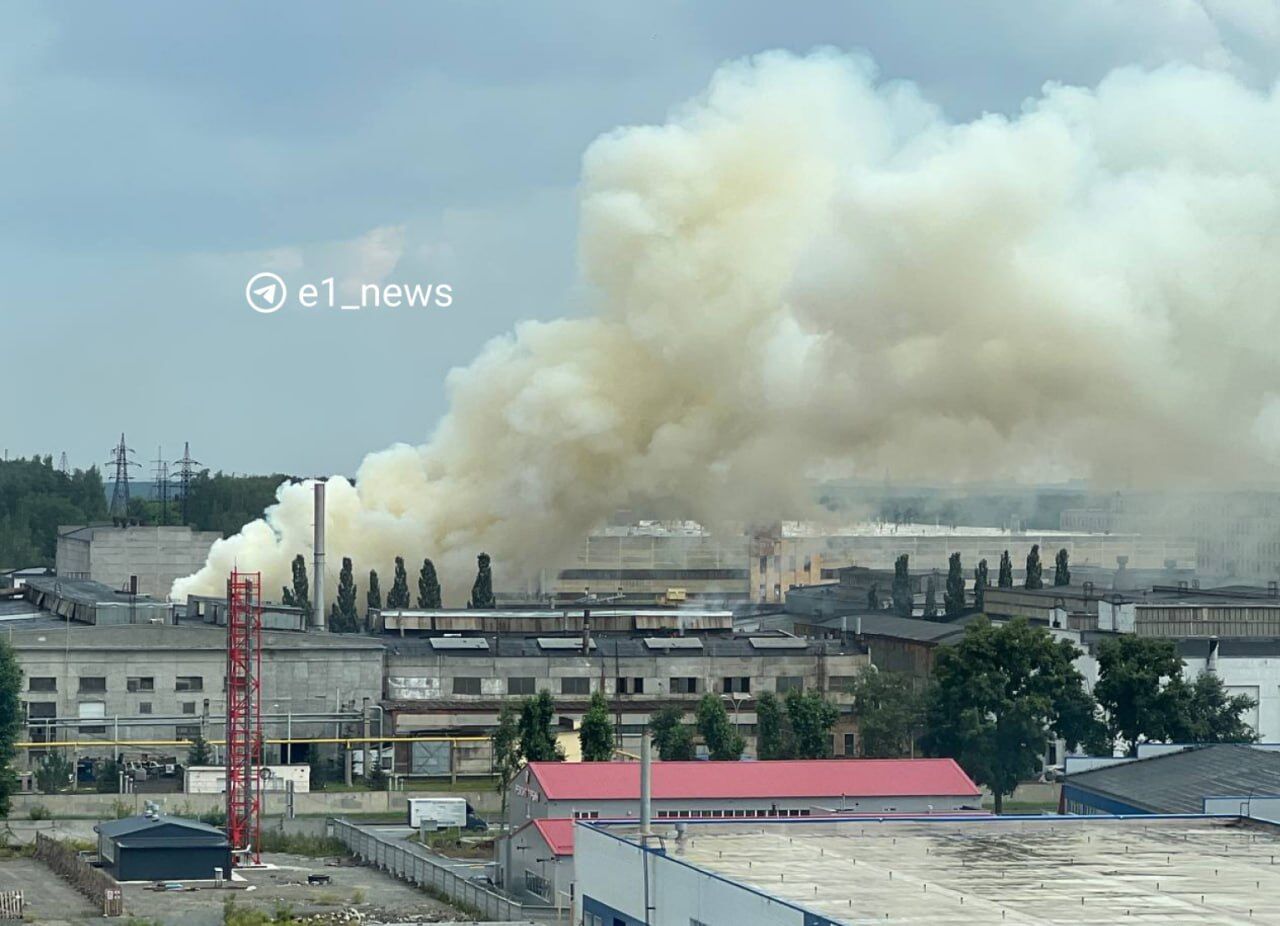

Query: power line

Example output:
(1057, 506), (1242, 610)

(151, 445), (170, 526)
(172, 441), (202, 526)
(106, 433), (139, 525)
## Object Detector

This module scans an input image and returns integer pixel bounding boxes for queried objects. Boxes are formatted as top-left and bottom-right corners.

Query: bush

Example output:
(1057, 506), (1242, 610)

(96, 759), (122, 794)
(27, 803), (51, 821)
(199, 807), (227, 827)
(34, 752), (73, 794)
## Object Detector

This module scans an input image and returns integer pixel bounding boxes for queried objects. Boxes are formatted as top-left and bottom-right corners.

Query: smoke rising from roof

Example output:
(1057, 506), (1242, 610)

(173, 50), (1280, 604)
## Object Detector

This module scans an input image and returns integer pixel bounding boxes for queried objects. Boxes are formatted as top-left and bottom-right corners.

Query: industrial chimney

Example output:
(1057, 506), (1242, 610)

(312, 482), (326, 631)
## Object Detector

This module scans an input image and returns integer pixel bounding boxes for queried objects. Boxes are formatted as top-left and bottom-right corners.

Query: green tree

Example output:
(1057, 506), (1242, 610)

(1167, 672), (1259, 745)
(387, 556), (410, 609)
(417, 558), (442, 608)
(866, 584), (879, 610)
(997, 550), (1013, 588)
(469, 552), (496, 609)
(1095, 637), (1258, 753)
(922, 617), (1104, 813)
(289, 555), (310, 619)
(923, 575), (939, 619)
(891, 554), (912, 618)
(754, 691), (790, 759)
(944, 551), (965, 616)
(847, 671), (924, 758)
(35, 751), (72, 794)
(973, 559), (989, 611)
(579, 690), (614, 761)
(696, 693), (745, 761)
(1054, 548), (1070, 586)
(491, 705), (522, 817)
(518, 690), (564, 762)
(649, 707), (695, 761)
(96, 758), (122, 794)
(366, 569), (382, 614)
(1024, 545), (1043, 590)
(785, 689), (839, 759)
(331, 557), (359, 632)
(188, 729), (212, 766)
(0, 640), (20, 814)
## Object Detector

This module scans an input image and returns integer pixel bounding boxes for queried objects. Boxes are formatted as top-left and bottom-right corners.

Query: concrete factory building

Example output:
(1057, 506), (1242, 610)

(96, 814), (231, 882)
(577, 815), (1280, 925)
(56, 524), (222, 600)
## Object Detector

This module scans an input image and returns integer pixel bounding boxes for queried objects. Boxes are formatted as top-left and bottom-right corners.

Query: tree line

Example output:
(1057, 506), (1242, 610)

(0, 457), (107, 567)
(847, 618), (1256, 811)
(875, 544), (1075, 620)
(278, 550), (493, 632)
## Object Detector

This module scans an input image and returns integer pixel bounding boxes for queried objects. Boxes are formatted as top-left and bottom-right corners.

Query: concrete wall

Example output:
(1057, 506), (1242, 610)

(577, 824), (816, 926)
(1180, 655), (1275, 740)
(9, 787), (501, 819)
(57, 525), (222, 600)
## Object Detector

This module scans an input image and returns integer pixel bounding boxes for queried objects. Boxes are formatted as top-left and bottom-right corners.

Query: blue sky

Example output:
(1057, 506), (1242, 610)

(4, 1), (1276, 476)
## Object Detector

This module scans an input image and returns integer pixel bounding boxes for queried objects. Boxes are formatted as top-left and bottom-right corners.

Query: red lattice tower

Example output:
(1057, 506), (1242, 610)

(226, 571), (263, 866)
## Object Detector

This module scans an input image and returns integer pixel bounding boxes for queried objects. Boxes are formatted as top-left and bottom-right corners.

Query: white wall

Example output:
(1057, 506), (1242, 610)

(576, 824), (813, 926)
(1182, 657), (1280, 742)
(184, 764), (310, 793)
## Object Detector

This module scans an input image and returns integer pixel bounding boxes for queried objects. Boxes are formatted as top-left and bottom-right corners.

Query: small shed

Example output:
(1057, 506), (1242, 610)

(96, 814), (231, 882)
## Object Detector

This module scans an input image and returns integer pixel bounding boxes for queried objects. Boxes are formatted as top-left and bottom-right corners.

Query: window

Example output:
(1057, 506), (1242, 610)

(181, 701), (197, 715)
(25, 702), (56, 720)
(126, 676), (154, 693)
(175, 725), (201, 740)
(775, 676), (803, 693)
(138, 702), (153, 715)
(453, 677), (481, 695)
(670, 677), (699, 694)
(561, 677), (590, 695)
(175, 676), (203, 692)
(78, 701), (106, 734)
(723, 676), (751, 694)
(28, 677), (56, 693)
(843, 732), (857, 756)
(827, 676), (857, 692)
(78, 677), (106, 693)
(616, 677), (645, 695)
(507, 677), (535, 696)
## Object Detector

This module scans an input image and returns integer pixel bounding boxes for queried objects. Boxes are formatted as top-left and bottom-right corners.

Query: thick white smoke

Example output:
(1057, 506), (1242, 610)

(174, 50), (1280, 605)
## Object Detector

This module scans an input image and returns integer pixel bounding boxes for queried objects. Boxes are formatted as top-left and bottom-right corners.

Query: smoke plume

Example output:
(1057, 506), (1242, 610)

(174, 51), (1280, 604)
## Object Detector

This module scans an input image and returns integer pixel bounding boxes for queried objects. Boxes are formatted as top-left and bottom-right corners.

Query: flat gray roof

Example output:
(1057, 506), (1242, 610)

(645, 816), (1280, 924)
(1067, 744), (1280, 813)
(6, 622), (385, 651)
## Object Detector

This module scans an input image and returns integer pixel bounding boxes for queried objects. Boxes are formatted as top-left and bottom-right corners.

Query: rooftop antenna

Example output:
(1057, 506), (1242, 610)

(107, 433), (139, 525)
(151, 446), (170, 526)
(172, 442), (201, 526)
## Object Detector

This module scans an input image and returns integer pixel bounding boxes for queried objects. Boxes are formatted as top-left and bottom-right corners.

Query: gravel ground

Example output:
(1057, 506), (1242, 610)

(0, 858), (98, 925)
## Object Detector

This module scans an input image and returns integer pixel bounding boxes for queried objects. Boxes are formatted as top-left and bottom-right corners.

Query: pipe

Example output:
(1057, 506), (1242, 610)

(640, 730), (652, 838)
(312, 482), (326, 630)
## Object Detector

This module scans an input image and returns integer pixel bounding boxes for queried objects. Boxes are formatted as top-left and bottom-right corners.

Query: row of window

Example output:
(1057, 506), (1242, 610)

(572, 807), (815, 820)
(451, 675), (817, 696)
(28, 675), (204, 693)
(24, 700), (206, 721)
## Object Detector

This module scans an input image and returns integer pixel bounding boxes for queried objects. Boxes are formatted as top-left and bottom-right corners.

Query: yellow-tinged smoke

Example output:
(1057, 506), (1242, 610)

(173, 51), (1280, 605)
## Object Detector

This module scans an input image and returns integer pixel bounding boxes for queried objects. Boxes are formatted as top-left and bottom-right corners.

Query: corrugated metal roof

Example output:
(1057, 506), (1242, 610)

(1066, 744), (1280, 813)
(527, 758), (981, 801)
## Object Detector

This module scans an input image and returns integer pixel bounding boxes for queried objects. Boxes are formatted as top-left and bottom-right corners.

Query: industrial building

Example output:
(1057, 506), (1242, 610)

(501, 758), (982, 906)
(95, 814), (231, 882)
(577, 815), (1280, 925)
(382, 625), (870, 775)
(55, 523), (222, 599)
(23, 576), (171, 625)
(1061, 744), (1280, 815)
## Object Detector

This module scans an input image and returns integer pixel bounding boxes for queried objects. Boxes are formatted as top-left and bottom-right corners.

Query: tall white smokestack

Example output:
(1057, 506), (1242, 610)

(312, 482), (325, 631)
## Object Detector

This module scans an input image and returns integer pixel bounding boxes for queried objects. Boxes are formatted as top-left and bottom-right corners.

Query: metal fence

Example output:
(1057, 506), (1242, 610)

(331, 819), (558, 922)
(32, 833), (124, 916)
(0, 891), (22, 919)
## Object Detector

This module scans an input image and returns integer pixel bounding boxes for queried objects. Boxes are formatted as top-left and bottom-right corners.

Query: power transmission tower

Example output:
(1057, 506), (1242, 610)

(172, 441), (202, 526)
(152, 446), (170, 526)
(107, 433), (139, 525)
(57, 452), (69, 474)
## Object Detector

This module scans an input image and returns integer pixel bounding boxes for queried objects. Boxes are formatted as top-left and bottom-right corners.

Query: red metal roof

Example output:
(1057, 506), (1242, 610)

(526, 758), (980, 801)
(529, 817), (575, 855)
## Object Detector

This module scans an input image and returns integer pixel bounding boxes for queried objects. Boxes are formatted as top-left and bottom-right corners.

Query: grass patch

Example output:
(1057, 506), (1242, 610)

(257, 830), (348, 858)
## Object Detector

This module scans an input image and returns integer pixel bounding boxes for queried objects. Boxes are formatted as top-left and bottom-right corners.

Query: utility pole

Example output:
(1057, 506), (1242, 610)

(172, 442), (201, 526)
(107, 434), (139, 525)
(151, 446), (170, 526)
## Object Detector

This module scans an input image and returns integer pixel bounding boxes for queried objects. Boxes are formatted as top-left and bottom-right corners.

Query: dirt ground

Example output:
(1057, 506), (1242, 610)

(0, 852), (476, 925)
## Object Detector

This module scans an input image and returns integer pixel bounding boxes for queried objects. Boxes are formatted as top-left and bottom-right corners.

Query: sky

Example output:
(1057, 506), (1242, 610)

(4, 0), (1278, 478)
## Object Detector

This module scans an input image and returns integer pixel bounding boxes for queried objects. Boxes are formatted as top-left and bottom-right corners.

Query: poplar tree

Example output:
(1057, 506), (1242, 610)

(998, 550), (1014, 588)
(417, 558), (442, 608)
(1025, 545), (1044, 590)
(332, 556), (359, 632)
(367, 569), (382, 613)
(944, 551), (965, 616)
(579, 690), (614, 761)
(1054, 548), (1071, 586)
(469, 552), (496, 609)
(891, 554), (912, 618)
(388, 556), (410, 608)
(974, 559), (989, 611)
(923, 575), (939, 619)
